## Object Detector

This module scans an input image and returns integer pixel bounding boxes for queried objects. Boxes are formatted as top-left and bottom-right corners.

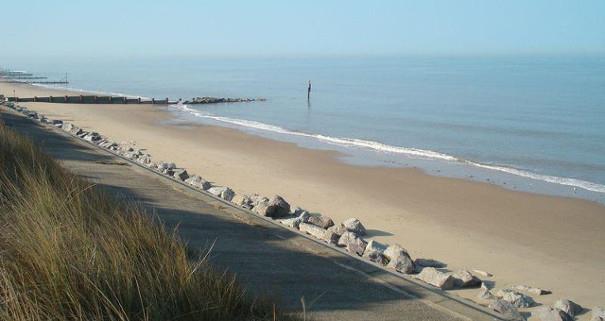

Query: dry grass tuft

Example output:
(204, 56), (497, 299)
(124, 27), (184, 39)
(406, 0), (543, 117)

(0, 122), (295, 321)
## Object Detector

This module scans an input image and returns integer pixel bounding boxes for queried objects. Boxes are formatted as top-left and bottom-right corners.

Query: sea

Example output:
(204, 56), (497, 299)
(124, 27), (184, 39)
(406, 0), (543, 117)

(4, 55), (605, 203)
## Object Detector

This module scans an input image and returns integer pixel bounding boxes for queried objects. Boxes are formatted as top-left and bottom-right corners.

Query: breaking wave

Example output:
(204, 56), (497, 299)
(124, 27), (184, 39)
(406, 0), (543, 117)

(174, 104), (605, 194)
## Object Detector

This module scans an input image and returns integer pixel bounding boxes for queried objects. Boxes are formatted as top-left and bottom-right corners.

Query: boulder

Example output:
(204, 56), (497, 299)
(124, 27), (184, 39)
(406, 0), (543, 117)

(477, 282), (495, 300)
(537, 307), (573, 321)
(51, 119), (63, 127)
(280, 211), (311, 229)
(266, 195), (291, 218)
(157, 162), (176, 176)
(299, 222), (325, 238)
(496, 289), (536, 308)
(362, 240), (388, 264)
(280, 217), (303, 229)
(342, 218), (366, 235)
(83, 132), (101, 142)
(528, 288), (552, 296)
(25, 111), (37, 118)
(326, 224), (345, 236)
(512, 284), (551, 296)
(185, 175), (212, 190)
(472, 269), (494, 278)
(253, 195), (290, 218)
(553, 299), (582, 317)
(592, 307), (605, 321)
(119, 145), (134, 153)
(62, 123), (74, 132)
(337, 231), (367, 256)
(307, 215), (334, 229)
(452, 270), (481, 288)
(220, 188), (236, 202)
(123, 151), (141, 160)
(415, 258), (447, 269)
(383, 244), (415, 274)
(207, 186), (235, 201)
(488, 299), (523, 320)
(321, 229), (340, 244)
(250, 194), (268, 206)
(253, 198), (269, 214)
(158, 162), (176, 171)
(297, 210), (311, 223)
(137, 154), (152, 165)
(99, 140), (118, 149)
(416, 267), (456, 290)
(292, 207), (307, 216)
(172, 169), (189, 181)
(247, 195), (269, 212)
(237, 194), (255, 209)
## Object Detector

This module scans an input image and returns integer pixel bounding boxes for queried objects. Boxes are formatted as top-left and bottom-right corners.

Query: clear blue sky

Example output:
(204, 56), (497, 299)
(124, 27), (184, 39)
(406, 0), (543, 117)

(1, 0), (604, 58)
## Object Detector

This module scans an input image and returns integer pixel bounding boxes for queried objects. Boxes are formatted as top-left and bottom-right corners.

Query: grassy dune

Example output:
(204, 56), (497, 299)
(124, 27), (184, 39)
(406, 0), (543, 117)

(0, 121), (294, 321)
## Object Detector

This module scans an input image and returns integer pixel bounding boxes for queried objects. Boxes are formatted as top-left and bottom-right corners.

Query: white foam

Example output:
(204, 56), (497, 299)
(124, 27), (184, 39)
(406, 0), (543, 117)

(174, 104), (605, 194)
(467, 162), (605, 193)
(176, 105), (457, 161)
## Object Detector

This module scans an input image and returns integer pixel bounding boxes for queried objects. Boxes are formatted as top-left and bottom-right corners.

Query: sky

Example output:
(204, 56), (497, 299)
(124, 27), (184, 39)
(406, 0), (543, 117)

(1, 0), (604, 59)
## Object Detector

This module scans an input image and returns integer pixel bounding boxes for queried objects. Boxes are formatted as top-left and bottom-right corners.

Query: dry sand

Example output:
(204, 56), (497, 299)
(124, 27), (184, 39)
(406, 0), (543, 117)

(2, 82), (604, 317)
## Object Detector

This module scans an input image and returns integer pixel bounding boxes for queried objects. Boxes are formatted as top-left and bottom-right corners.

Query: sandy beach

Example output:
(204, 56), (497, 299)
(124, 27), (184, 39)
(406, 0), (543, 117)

(2, 82), (604, 314)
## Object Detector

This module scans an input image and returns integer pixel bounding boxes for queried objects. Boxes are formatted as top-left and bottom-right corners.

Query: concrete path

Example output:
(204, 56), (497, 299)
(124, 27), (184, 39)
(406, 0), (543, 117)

(1, 108), (507, 321)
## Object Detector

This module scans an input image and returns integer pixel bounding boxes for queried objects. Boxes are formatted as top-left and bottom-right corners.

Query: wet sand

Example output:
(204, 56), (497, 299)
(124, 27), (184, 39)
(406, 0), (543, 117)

(2, 82), (604, 316)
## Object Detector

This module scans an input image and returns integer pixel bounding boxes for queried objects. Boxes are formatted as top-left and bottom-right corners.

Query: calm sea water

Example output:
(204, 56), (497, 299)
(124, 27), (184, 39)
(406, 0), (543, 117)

(5, 55), (605, 202)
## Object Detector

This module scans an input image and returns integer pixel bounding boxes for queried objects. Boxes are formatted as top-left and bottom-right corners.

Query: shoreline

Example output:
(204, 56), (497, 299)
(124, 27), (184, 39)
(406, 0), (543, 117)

(171, 104), (605, 204)
(2, 82), (605, 318)
(9, 81), (605, 203)
(25, 81), (605, 203)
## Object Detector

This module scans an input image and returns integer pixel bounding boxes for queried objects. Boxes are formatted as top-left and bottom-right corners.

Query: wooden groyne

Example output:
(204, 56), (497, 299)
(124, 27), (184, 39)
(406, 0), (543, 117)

(1, 76), (48, 80)
(5, 95), (265, 105)
(1, 80), (69, 85)
(0, 69), (68, 84)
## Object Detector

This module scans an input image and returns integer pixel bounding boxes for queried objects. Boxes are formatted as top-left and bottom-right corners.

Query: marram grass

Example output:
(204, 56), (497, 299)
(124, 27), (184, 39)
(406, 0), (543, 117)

(0, 122), (296, 321)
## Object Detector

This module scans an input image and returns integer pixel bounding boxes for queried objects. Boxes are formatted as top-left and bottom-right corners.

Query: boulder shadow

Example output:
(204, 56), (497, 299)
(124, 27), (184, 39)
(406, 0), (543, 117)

(364, 229), (394, 237)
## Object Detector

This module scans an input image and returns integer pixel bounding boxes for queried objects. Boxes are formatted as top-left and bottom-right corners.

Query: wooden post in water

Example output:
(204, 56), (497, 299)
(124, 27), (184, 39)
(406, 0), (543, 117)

(307, 80), (312, 101)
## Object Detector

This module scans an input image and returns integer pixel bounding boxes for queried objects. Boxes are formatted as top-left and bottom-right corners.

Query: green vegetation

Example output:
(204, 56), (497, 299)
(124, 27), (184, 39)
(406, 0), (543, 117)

(0, 121), (293, 321)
